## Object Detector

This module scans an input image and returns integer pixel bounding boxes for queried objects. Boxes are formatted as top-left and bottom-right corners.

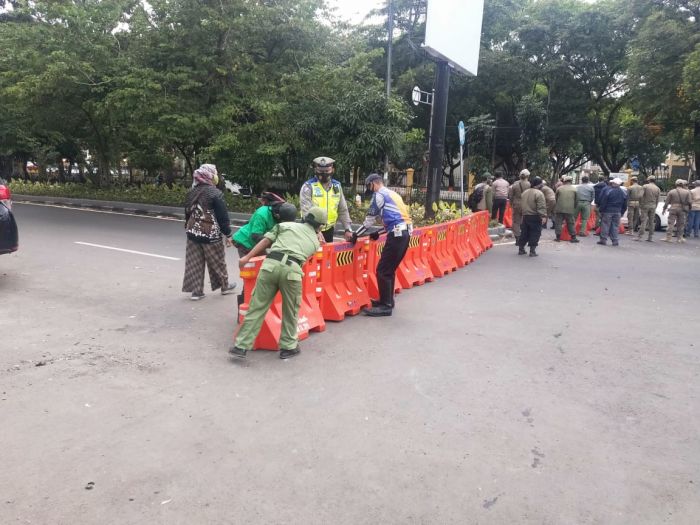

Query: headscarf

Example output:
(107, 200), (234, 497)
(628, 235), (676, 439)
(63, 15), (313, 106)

(193, 164), (217, 186)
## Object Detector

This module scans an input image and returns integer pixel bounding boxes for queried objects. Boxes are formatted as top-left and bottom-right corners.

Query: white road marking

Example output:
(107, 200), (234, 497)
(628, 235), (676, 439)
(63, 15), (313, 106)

(15, 201), (183, 221)
(75, 241), (181, 261)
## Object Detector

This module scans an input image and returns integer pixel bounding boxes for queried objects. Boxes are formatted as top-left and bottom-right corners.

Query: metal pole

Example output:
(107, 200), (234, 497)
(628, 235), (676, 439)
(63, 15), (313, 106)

(384, 0), (393, 180)
(425, 61), (450, 218)
(459, 143), (464, 217)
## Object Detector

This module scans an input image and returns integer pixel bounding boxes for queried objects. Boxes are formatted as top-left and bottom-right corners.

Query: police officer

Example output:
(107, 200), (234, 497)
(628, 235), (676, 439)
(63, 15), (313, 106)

(356, 173), (412, 317)
(229, 206), (327, 359)
(663, 179), (692, 243)
(635, 175), (661, 242)
(300, 156), (353, 243)
(626, 176), (644, 233)
(508, 169), (531, 241)
(554, 175), (580, 242)
(517, 176), (547, 257)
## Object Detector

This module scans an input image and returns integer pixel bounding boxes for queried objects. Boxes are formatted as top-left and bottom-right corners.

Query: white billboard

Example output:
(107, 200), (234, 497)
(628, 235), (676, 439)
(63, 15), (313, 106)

(424, 0), (485, 76)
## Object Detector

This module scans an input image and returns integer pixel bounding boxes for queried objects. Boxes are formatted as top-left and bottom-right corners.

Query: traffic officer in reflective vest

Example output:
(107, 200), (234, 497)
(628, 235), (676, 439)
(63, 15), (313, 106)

(229, 206), (327, 360)
(300, 156), (354, 243)
(356, 173), (412, 317)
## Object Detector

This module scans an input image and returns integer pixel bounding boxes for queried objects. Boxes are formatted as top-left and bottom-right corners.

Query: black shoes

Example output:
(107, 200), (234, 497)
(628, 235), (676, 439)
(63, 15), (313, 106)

(371, 299), (395, 308)
(363, 305), (393, 317)
(529, 249), (538, 257)
(570, 238), (580, 243)
(596, 240), (607, 245)
(518, 247), (527, 255)
(554, 237), (561, 242)
(221, 283), (237, 295)
(228, 346), (248, 358)
(190, 292), (205, 301)
(279, 348), (300, 359)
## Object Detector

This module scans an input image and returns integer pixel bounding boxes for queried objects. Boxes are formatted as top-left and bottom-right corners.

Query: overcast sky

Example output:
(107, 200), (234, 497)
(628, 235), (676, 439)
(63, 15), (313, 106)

(328, 0), (385, 23)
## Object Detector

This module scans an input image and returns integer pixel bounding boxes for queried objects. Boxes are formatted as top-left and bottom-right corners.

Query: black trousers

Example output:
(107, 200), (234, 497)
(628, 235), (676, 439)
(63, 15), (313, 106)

(492, 198), (507, 223)
(321, 227), (335, 243)
(517, 215), (543, 248)
(377, 230), (410, 308)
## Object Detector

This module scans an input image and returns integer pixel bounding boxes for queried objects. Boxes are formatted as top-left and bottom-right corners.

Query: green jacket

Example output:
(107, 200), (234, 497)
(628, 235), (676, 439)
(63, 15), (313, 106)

(555, 184), (579, 214)
(521, 188), (547, 217)
(233, 205), (275, 249)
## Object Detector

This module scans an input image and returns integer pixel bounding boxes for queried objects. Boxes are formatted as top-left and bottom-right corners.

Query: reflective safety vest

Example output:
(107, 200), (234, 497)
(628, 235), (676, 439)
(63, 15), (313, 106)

(309, 179), (342, 230)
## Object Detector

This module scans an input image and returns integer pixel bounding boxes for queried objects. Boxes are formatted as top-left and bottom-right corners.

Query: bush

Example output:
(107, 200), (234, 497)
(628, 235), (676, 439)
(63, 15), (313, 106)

(9, 180), (261, 214)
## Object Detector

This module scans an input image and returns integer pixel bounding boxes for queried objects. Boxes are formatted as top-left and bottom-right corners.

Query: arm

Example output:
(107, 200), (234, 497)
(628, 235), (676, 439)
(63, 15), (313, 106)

(362, 192), (384, 229)
(299, 184), (313, 216)
(212, 192), (232, 237)
(662, 191), (671, 213)
(508, 184), (514, 201)
(620, 190), (627, 217)
(238, 237), (273, 268)
(536, 192), (547, 219)
(336, 188), (353, 239)
(485, 187), (493, 212)
(248, 207), (272, 243)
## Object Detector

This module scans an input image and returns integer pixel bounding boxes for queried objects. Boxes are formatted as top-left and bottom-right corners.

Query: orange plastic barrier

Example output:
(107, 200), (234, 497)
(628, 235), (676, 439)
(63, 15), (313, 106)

(396, 228), (434, 288)
(472, 211), (493, 252)
(365, 234), (402, 300)
(503, 202), (513, 228)
(425, 223), (458, 277)
(234, 254), (324, 351)
(318, 241), (371, 321)
(450, 216), (476, 266)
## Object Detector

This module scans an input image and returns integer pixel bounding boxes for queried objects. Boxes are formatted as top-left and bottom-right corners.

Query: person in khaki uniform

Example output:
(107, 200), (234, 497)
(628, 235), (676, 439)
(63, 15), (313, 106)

(626, 176), (644, 234)
(663, 179), (692, 243)
(575, 175), (594, 236)
(554, 175), (580, 242)
(516, 176), (547, 257)
(541, 181), (556, 229)
(475, 174), (494, 213)
(229, 206), (327, 360)
(508, 169), (531, 241)
(635, 175), (661, 242)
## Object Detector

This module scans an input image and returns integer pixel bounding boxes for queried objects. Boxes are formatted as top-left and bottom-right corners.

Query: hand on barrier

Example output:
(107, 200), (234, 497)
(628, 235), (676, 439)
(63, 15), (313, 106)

(369, 231), (380, 241)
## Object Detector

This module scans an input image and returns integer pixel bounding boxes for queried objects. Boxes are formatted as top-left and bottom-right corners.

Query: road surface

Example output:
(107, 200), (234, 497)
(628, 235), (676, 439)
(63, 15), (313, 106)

(2, 202), (699, 524)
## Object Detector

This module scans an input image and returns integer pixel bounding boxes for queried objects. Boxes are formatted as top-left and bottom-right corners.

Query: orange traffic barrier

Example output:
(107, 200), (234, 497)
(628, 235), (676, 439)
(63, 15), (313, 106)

(234, 254), (324, 351)
(396, 228), (434, 288)
(364, 234), (402, 301)
(425, 223), (458, 277)
(451, 216), (476, 266)
(472, 211), (493, 252)
(503, 202), (513, 228)
(318, 241), (371, 321)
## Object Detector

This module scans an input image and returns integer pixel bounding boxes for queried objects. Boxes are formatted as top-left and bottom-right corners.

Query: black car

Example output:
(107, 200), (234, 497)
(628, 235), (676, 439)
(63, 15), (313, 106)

(0, 178), (18, 254)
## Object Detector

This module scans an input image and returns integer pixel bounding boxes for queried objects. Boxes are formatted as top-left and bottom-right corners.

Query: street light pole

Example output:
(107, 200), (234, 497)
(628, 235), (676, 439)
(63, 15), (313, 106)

(384, 0), (393, 181)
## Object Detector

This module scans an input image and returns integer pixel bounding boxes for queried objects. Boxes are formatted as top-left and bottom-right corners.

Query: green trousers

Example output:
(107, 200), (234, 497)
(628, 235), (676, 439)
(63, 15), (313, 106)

(554, 213), (576, 238)
(637, 206), (656, 240)
(576, 202), (591, 233)
(235, 258), (303, 351)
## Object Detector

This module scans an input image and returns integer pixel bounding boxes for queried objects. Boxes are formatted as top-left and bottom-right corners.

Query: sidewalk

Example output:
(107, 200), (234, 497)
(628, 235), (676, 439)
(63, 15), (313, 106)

(14, 194), (253, 225)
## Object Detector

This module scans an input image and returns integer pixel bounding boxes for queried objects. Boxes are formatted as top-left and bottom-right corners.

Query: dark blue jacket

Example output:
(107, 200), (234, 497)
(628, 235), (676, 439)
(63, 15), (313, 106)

(598, 186), (627, 215)
(593, 181), (607, 204)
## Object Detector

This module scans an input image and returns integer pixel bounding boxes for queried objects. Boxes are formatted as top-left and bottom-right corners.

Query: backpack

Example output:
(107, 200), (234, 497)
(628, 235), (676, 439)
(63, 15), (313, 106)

(467, 185), (484, 211)
(185, 189), (221, 242)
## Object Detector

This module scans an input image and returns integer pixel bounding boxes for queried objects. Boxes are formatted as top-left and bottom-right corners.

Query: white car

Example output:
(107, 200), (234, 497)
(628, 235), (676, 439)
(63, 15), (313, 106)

(621, 202), (668, 231)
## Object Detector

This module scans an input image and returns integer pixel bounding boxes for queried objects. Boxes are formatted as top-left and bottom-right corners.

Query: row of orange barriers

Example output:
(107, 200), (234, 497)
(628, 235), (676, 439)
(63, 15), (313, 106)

(234, 210), (493, 350)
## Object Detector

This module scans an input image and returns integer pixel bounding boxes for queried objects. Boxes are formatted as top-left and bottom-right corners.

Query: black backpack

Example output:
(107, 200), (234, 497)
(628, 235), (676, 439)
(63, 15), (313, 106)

(467, 185), (484, 211)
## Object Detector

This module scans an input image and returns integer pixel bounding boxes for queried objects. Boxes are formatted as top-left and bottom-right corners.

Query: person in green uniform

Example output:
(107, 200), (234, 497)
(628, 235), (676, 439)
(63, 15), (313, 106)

(229, 206), (327, 360)
(232, 192), (286, 257)
(554, 175), (580, 243)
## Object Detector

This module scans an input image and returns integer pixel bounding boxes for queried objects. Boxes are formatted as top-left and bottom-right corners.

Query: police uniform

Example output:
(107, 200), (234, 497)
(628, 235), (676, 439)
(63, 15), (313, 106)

(508, 170), (531, 240)
(663, 181), (692, 242)
(231, 208), (325, 359)
(299, 156), (352, 243)
(626, 179), (644, 233)
(361, 174), (412, 316)
(636, 178), (660, 241)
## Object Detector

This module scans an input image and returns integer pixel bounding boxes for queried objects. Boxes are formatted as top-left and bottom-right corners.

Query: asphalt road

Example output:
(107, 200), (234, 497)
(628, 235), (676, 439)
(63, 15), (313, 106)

(2, 202), (699, 524)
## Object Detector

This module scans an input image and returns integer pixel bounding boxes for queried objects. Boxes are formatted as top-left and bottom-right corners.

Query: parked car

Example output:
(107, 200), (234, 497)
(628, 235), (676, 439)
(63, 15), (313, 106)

(224, 179), (253, 197)
(0, 178), (19, 254)
(621, 202), (668, 231)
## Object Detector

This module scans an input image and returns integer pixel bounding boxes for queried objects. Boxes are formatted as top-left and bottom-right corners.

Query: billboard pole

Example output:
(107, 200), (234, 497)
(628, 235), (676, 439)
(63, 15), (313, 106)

(384, 0), (393, 182)
(425, 61), (450, 219)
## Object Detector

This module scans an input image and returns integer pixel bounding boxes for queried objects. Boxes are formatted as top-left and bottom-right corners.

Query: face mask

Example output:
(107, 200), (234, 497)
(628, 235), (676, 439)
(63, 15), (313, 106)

(317, 173), (330, 182)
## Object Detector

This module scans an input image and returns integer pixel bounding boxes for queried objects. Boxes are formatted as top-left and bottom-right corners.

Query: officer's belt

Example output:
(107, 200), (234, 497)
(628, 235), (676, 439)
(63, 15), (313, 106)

(267, 251), (305, 267)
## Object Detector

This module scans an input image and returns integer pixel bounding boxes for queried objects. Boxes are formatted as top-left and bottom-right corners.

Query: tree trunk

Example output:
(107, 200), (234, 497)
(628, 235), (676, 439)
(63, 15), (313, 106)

(693, 119), (700, 181)
(57, 156), (66, 183)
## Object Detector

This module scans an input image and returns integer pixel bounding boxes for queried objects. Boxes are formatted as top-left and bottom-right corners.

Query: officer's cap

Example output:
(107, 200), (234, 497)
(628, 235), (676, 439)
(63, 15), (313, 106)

(647, 175), (656, 181)
(312, 156), (335, 172)
(365, 173), (383, 185)
(676, 179), (686, 185)
(611, 178), (622, 186)
(304, 206), (328, 229)
(562, 175), (573, 182)
(631, 176), (638, 182)
(519, 169), (530, 178)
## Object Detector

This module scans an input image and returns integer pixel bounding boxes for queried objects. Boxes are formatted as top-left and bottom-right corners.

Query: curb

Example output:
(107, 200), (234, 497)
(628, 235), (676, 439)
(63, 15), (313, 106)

(14, 194), (253, 225)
